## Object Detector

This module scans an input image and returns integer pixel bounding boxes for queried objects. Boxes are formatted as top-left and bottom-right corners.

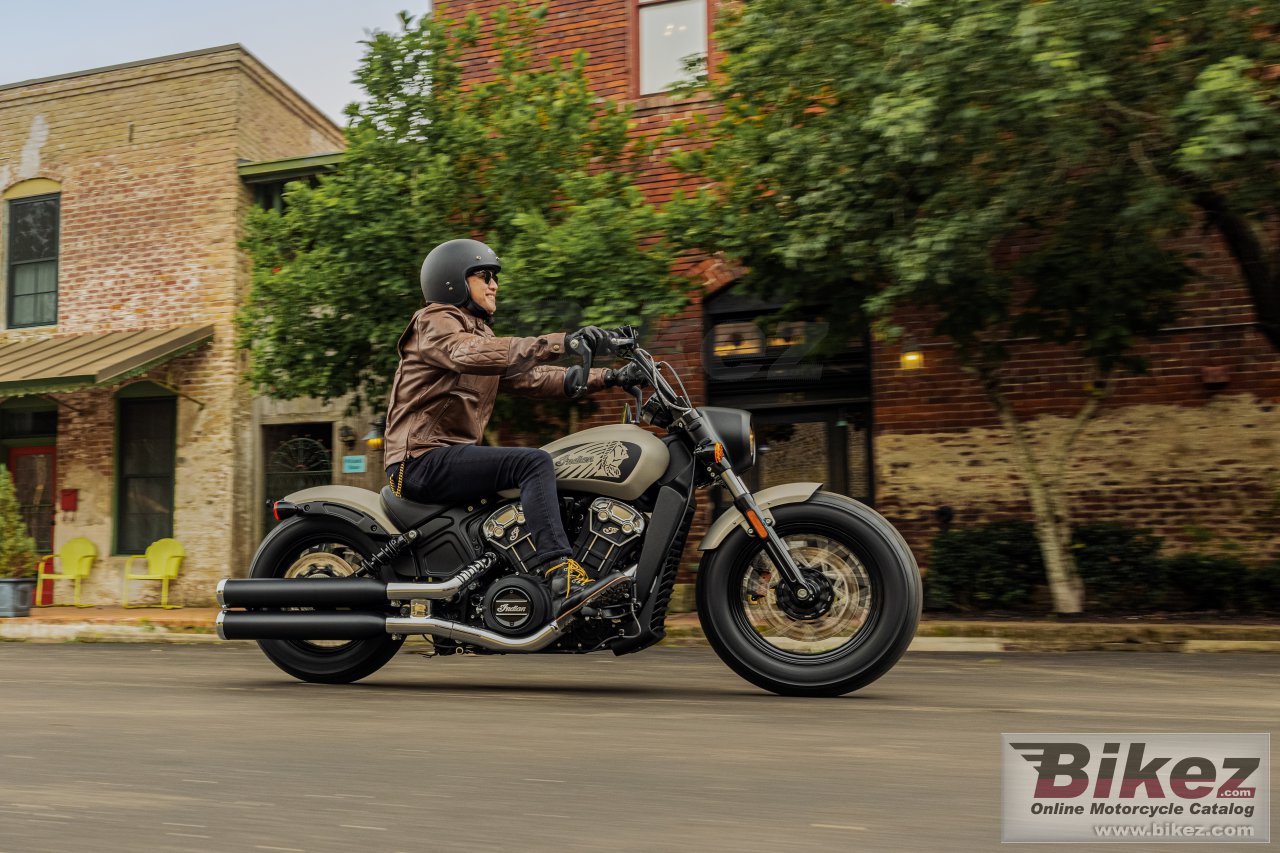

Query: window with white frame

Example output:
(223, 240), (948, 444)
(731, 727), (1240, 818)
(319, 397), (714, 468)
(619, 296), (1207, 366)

(638, 0), (708, 96)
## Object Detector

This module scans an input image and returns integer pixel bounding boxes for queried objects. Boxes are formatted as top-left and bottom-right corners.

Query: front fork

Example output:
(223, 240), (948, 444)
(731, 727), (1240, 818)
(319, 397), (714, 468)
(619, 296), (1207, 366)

(716, 467), (819, 603)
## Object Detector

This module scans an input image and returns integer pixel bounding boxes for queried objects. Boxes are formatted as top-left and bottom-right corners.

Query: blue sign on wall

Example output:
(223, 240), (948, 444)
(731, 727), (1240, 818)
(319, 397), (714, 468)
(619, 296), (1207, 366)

(342, 455), (367, 474)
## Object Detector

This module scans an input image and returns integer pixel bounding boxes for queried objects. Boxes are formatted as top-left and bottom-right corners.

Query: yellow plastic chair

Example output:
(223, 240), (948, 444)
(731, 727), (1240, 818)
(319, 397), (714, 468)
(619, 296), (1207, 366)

(122, 538), (185, 609)
(35, 538), (99, 608)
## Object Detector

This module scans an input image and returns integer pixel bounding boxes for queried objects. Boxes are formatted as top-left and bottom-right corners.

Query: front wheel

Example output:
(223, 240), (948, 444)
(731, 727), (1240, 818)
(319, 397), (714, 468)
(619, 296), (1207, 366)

(249, 516), (404, 684)
(696, 492), (921, 697)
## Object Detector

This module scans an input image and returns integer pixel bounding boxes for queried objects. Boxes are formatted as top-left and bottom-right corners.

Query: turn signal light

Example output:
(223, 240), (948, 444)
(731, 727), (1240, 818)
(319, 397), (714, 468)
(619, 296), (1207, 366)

(713, 442), (725, 464)
(272, 501), (299, 521)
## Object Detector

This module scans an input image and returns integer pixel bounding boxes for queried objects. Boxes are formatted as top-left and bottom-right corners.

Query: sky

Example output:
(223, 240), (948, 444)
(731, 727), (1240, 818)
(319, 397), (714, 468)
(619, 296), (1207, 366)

(0, 0), (430, 124)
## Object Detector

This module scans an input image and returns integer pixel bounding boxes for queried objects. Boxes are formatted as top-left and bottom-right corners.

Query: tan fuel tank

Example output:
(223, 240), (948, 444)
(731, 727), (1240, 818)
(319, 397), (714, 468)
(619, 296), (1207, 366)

(541, 424), (671, 501)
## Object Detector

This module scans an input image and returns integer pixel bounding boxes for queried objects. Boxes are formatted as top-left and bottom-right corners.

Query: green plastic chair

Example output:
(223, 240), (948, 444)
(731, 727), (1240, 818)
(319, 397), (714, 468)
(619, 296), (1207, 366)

(35, 538), (99, 608)
(122, 538), (185, 609)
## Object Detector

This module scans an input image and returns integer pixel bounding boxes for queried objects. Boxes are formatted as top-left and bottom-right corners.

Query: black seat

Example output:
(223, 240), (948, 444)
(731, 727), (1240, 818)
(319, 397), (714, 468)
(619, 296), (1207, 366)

(379, 486), (450, 531)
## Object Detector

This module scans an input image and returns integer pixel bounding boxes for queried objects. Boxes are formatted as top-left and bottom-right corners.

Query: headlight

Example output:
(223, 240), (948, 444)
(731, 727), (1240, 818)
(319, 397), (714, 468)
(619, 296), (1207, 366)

(701, 407), (756, 474)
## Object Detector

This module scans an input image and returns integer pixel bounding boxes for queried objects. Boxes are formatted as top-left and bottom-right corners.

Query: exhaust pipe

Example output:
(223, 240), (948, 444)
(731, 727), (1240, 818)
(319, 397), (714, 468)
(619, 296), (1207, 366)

(217, 578), (390, 610)
(217, 555), (498, 609)
(216, 610), (387, 640)
(217, 609), (567, 652)
(384, 615), (565, 652)
(215, 555), (586, 651)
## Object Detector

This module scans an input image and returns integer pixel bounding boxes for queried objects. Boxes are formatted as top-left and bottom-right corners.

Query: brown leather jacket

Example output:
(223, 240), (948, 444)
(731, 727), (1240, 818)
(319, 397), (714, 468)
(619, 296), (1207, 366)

(384, 304), (607, 467)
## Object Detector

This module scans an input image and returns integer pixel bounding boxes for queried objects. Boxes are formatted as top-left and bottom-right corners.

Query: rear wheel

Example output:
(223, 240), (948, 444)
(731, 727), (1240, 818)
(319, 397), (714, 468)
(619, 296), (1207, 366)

(250, 516), (403, 683)
(697, 493), (921, 697)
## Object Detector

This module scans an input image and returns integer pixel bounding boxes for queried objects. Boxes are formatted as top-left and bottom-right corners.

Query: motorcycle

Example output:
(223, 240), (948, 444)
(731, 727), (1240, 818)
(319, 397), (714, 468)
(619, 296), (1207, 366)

(217, 332), (922, 696)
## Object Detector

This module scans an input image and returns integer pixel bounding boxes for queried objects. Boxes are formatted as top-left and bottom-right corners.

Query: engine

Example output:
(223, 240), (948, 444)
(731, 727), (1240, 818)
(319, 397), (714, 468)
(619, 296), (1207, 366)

(481, 497), (645, 580)
(474, 497), (645, 641)
(572, 497), (645, 578)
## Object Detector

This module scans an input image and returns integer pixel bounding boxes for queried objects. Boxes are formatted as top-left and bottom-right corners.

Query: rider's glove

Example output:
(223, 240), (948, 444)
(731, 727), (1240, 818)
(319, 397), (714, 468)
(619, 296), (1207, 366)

(604, 361), (649, 389)
(563, 365), (589, 399)
(566, 326), (614, 357)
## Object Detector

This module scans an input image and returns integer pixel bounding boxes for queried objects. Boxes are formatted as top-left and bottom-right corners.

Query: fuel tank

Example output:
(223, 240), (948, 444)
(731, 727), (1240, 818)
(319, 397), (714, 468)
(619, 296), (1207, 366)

(541, 424), (671, 501)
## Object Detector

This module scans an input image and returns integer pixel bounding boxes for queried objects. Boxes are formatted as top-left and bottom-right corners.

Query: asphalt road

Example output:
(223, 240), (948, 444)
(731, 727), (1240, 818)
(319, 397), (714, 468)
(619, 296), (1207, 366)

(0, 644), (1273, 853)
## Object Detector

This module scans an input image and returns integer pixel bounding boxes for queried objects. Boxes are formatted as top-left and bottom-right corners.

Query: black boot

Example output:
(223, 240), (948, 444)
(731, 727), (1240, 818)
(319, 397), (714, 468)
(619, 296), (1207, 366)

(556, 571), (632, 620)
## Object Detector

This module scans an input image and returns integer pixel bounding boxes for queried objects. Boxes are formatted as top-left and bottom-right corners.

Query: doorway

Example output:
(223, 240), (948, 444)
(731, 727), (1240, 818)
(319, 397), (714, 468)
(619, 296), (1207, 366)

(262, 423), (333, 531)
(6, 446), (55, 554)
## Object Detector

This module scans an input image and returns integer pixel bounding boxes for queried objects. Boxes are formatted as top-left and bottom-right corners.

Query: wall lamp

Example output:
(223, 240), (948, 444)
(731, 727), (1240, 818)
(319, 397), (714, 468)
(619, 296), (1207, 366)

(363, 415), (386, 451)
(899, 338), (924, 370)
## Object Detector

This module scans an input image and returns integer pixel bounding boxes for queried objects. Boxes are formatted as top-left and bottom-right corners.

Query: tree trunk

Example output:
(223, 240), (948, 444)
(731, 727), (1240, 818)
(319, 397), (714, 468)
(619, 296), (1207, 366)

(975, 367), (1111, 614)
(1194, 191), (1280, 352)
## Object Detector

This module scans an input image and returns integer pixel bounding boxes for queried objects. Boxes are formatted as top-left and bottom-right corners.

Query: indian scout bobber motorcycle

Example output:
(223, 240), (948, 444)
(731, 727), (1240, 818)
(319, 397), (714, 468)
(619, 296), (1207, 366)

(217, 333), (922, 696)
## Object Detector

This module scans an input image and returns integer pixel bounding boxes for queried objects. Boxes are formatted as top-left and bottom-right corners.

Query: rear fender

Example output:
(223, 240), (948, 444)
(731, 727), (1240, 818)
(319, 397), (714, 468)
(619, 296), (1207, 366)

(281, 485), (401, 537)
(696, 482), (822, 552)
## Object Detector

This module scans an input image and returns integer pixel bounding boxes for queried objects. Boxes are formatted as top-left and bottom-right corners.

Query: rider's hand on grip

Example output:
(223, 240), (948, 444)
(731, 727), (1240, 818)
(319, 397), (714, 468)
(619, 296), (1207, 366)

(604, 361), (649, 390)
(563, 365), (589, 399)
(567, 326), (614, 356)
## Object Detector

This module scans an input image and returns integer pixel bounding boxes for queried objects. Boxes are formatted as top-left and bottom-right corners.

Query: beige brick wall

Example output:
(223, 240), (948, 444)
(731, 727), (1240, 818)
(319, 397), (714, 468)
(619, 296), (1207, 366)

(0, 47), (343, 605)
(877, 395), (1280, 568)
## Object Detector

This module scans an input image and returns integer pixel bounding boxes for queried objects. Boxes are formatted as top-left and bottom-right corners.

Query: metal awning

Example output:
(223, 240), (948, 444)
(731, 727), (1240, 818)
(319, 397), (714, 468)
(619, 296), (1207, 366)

(0, 325), (215, 397)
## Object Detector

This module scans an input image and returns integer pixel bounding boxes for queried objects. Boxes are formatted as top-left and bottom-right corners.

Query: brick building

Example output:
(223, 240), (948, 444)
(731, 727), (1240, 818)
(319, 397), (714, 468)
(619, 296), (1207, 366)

(445, 0), (1280, 567)
(0, 46), (361, 606)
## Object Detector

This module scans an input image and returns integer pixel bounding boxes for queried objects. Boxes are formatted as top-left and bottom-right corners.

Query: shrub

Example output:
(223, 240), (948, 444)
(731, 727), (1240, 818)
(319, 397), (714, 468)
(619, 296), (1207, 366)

(0, 467), (38, 579)
(926, 520), (1044, 612)
(1163, 552), (1249, 612)
(1072, 523), (1165, 612)
(1245, 560), (1280, 613)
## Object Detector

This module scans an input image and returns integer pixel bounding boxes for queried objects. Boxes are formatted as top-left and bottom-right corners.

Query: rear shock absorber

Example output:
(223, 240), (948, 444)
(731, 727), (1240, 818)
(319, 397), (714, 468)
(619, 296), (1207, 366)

(364, 528), (420, 573)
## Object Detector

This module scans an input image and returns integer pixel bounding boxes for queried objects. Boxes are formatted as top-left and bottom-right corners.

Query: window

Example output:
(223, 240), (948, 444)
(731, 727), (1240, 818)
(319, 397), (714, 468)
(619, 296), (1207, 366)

(6, 193), (59, 328)
(116, 393), (177, 554)
(638, 0), (708, 95)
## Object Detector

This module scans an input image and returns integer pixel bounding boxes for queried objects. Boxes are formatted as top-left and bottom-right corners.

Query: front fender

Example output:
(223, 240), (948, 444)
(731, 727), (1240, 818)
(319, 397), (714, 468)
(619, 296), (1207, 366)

(697, 482), (822, 551)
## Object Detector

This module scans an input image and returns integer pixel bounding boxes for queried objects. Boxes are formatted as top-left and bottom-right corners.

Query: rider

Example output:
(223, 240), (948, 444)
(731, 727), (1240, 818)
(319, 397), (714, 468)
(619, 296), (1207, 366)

(383, 238), (638, 610)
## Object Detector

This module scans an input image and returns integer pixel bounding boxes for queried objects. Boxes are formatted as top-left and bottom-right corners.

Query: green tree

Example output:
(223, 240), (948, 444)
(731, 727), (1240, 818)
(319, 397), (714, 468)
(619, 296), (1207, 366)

(670, 0), (1280, 612)
(239, 3), (684, 414)
(0, 467), (37, 578)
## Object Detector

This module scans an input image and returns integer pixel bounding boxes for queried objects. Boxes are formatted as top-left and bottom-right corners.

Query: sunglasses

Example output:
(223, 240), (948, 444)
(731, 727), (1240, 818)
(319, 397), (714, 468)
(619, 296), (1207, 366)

(474, 269), (499, 285)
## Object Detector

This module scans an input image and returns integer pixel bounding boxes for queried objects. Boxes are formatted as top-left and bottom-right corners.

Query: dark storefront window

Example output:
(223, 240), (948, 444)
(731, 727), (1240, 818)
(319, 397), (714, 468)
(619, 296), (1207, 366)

(116, 396), (176, 554)
(704, 286), (873, 514)
(6, 194), (60, 328)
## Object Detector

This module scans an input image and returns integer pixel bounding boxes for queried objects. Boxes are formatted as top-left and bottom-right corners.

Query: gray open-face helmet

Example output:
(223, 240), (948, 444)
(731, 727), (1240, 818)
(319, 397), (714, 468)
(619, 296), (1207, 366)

(420, 238), (500, 322)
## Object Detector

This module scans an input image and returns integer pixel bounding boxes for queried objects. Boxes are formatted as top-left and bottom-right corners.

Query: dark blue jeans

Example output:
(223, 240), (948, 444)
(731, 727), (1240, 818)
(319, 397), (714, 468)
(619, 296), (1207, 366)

(388, 445), (571, 572)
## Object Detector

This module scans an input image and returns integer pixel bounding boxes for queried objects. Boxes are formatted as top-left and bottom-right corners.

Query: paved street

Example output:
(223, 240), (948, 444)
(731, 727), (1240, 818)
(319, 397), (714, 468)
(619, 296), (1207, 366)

(0, 645), (1273, 853)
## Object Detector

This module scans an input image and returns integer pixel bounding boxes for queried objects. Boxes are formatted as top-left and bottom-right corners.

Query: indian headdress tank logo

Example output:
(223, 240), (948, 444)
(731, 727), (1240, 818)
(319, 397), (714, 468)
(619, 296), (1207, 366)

(551, 441), (640, 483)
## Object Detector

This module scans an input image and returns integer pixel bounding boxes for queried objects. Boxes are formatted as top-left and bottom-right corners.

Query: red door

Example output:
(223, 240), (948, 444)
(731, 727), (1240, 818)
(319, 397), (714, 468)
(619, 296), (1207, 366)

(7, 446), (55, 603)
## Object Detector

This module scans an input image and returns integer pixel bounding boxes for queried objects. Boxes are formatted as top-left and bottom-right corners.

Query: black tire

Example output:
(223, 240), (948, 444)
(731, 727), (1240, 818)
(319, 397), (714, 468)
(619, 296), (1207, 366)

(696, 492), (921, 697)
(249, 516), (404, 684)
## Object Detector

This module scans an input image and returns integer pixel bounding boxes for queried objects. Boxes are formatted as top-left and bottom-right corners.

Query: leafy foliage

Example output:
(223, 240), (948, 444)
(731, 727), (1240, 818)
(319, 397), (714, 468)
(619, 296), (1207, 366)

(674, 1), (1280, 611)
(926, 520), (1045, 611)
(0, 467), (37, 579)
(1072, 523), (1164, 612)
(239, 3), (684, 409)
(671, 0), (1280, 354)
(928, 520), (1279, 613)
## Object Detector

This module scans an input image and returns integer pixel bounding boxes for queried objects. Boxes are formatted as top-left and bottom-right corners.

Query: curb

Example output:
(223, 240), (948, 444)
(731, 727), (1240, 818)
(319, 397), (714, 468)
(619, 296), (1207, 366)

(4, 612), (1279, 652)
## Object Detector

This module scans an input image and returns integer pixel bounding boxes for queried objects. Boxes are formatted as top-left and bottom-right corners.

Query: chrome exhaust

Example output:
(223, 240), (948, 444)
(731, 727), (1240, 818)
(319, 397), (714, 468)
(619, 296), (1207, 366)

(217, 554), (498, 609)
(384, 616), (567, 652)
